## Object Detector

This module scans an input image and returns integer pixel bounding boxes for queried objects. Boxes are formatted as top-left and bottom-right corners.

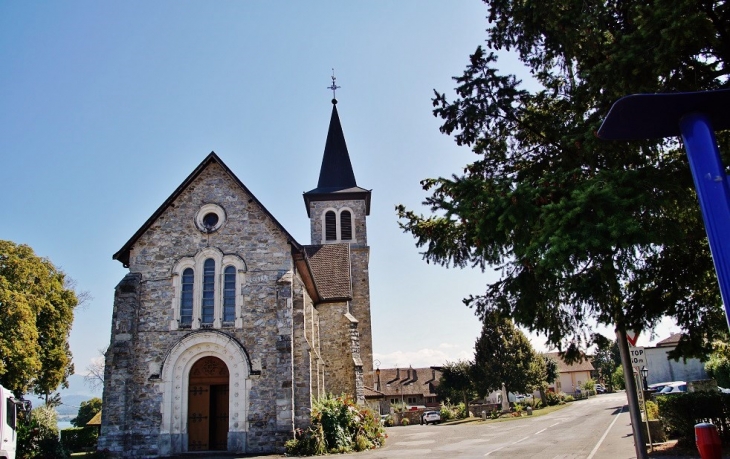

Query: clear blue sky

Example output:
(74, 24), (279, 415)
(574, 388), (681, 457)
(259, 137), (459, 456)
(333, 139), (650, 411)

(0, 1), (674, 396)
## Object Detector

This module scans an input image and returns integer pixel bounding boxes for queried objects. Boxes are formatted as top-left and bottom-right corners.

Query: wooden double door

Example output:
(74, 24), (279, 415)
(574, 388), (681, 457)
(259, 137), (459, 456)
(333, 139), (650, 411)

(188, 356), (230, 451)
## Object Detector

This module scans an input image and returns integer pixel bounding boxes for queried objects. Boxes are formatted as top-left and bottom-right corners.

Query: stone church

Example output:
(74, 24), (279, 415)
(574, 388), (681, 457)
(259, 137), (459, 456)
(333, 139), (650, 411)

(98, 98), (374, 457)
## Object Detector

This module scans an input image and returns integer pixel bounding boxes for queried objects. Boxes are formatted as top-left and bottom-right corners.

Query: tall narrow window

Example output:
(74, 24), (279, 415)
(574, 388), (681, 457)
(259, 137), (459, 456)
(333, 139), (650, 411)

(223, 266), (236, 322)
(180, 268), (194, 325)
(340, 210), (352, 240)
(325, 211), (337, 241)
(201, 258), (215, 324)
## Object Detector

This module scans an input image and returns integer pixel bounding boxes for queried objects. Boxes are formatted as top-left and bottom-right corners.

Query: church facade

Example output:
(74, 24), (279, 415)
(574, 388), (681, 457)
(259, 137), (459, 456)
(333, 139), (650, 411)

(98, 100), (373, 457)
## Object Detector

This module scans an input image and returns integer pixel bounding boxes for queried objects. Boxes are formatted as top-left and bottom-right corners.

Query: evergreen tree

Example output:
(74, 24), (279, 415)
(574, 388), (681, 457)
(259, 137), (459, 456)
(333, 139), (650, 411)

(398, 0), (730, 360)
(472, 311), (537, 397)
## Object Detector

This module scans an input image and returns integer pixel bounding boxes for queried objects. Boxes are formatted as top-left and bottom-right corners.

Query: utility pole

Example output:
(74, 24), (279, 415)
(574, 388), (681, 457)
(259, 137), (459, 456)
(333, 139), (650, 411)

(617, 328), (648, 459)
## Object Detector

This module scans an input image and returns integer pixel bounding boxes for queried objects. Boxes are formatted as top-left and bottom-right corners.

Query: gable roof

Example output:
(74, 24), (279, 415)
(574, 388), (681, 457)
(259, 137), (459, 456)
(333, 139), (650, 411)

(113, 152), (304, 267)
(655, 333), (682, 347)
(303, 244), (352, 301)
(375, 367), (442, 398)
(545, 352), (595, 373)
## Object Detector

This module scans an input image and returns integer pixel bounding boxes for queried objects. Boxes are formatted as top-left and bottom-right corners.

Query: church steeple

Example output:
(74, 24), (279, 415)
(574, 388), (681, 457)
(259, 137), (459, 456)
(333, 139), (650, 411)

(303, 94), (371, 219)
(316, 103), (357, 190)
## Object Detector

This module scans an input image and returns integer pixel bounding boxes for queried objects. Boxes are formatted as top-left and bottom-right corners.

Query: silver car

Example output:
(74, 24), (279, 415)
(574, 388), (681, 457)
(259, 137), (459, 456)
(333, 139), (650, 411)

(422, 411), (441, 425)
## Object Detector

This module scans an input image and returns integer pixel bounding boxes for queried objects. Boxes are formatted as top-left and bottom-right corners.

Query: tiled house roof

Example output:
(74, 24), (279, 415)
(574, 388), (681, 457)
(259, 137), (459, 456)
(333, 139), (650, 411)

(655, 333), (682, 347)
(303, 244), (352, 300)
(545, 352), (595, 373)
(373, 367), (442, 398)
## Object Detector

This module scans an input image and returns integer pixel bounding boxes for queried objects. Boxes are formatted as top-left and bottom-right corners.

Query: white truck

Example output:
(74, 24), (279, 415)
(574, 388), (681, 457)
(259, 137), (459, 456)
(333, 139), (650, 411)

(0, 384), (20, 459)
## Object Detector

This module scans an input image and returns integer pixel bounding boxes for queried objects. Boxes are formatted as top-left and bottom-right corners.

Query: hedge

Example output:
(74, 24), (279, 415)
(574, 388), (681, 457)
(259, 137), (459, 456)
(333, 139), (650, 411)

(60, 427), (98, 452)
(656, 392), (730, 446)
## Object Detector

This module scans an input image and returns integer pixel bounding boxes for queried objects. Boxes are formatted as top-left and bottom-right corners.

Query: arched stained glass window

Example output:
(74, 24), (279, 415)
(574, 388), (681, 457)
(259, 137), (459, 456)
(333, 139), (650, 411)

(223, 266), (236, 323)
(325, 211), (337, 241)
(340, 210), (352, 240)
(201, 258), (215, 324)
(180, 268), (194, 325)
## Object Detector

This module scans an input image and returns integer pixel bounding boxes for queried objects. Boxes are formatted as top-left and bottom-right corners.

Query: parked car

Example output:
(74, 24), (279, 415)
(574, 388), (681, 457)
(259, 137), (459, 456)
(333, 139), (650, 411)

(648, 381), (674, 393)
(421, 411), (441, 425)
(595, 384), (606, 394)
(657, 381), (687, 395)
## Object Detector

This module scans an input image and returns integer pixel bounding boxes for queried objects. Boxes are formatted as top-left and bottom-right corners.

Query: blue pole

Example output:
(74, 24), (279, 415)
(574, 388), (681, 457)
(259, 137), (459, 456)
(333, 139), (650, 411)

(679, 112), (730, 329)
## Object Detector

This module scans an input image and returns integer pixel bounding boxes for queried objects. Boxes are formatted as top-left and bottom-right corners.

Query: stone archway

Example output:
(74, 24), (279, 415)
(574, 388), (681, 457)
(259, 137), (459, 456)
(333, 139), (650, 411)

(158, 331), (251, 456)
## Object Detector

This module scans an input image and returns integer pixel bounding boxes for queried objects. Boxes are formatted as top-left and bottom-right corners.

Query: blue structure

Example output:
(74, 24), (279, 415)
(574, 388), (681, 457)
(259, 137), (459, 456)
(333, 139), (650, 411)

(598, 90), (730, 330)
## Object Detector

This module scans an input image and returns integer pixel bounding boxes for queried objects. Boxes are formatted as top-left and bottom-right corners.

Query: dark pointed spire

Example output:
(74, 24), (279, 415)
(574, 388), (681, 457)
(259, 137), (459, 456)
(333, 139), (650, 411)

(316, 103), (357, 189)
(303, 75), (371, 218)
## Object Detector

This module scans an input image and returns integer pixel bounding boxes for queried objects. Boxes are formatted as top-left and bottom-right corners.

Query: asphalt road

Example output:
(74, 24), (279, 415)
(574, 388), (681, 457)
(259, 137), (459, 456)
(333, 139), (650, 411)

(353, 391), (637, 459)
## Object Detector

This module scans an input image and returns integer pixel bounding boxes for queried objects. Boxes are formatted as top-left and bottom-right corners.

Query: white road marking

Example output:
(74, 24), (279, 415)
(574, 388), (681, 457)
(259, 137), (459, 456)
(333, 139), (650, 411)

(484, 435), (531, 456)
(535, 428), (547, 435)
(586, 405), (625, 459)
(484, 445), (505, 456)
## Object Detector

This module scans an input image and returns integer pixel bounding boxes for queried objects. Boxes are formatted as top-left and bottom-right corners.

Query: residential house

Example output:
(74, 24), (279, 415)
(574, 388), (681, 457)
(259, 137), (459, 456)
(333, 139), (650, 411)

(545, 352), (594, 395)
(369, 367), (442, 413)
(645, 333), (708, 385)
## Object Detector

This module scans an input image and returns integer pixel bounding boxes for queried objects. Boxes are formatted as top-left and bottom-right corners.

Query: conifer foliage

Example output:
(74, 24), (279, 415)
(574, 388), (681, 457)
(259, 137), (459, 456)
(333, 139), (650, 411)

(397, 0), (730, 359)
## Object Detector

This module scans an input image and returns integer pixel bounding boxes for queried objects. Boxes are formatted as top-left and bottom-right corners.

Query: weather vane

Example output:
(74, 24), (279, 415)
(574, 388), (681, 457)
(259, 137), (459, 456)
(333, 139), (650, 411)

(327, 68), (341, 103)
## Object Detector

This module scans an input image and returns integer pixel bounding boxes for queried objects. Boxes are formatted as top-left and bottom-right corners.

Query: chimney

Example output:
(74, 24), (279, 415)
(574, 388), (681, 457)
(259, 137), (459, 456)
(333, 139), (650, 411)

(376, 368), (381, 391)
(407, 368), (411, 381)
(396, 368), (400, 380)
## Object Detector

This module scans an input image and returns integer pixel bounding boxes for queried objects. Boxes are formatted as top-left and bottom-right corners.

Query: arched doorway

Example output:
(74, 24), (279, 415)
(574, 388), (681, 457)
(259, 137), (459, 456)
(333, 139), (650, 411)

(188, 356), (229, 451)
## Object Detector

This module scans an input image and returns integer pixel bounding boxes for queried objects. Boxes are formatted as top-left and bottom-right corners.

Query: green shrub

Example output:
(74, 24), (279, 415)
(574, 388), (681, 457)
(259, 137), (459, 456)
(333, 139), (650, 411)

(582, 379), (596, 392)
(706, 354), (730, 388)
(400, 417), (410, 426)
(645, 401), (659, 421)
(455, 402), (468, 419)
(564, 395), (575, 402)
(284, 394), (386, 456)
(17, 405), (68, 459)
(657, 392), (730, 446)
(439, 403), (453, 422)
(60, 427), (98, 453)
(489, 409), (500, 419)
(544, 391), (561, 406)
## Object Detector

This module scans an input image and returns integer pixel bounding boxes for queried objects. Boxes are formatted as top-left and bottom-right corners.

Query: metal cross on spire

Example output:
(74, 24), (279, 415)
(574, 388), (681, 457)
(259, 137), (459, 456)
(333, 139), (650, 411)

(327, 68), (341, 104)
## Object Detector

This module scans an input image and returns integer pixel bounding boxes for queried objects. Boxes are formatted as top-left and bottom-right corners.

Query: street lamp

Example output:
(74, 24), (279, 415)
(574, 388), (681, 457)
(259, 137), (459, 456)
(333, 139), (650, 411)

(640, 366), (649, 391)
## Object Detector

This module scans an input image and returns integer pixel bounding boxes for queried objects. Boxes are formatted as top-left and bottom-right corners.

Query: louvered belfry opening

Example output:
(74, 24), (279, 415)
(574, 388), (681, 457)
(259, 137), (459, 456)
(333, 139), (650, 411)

(325, 211), (337, 240)
(340, 210), (352, 240)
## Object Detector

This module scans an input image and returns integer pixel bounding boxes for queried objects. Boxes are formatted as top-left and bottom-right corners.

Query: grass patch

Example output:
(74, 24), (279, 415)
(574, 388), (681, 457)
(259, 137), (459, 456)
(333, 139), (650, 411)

(442, 404), (570, 426)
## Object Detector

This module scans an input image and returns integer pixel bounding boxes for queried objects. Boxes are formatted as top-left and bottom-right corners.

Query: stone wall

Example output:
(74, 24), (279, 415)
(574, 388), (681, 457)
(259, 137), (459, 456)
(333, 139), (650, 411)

(308, 200), (368, 246)
(307, 198), (373, 390)
(100, 162), (308, 457)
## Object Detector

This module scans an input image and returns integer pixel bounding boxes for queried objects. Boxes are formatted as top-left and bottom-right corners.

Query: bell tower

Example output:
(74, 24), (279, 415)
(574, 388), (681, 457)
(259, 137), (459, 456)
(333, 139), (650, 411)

(303, 86), (374, 389)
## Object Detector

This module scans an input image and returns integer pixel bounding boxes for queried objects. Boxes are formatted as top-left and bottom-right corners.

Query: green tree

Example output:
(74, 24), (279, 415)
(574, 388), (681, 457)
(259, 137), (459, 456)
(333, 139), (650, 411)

(436, 360), (476, 416)
(17, 405), (67, 459)
(704, 340), (730, 388)
(397, 0), (730, 360)
(472, 311), (538, 398)
(592, 335), (621, 390)
(71, 397), (102, 427)
(612, 366), (626, 391)
(0, 240), (80, 396)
